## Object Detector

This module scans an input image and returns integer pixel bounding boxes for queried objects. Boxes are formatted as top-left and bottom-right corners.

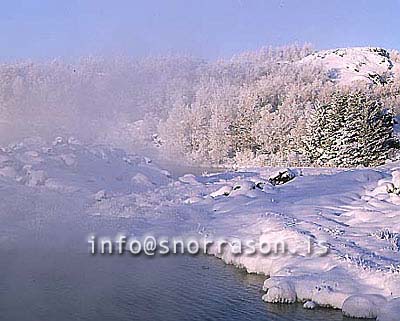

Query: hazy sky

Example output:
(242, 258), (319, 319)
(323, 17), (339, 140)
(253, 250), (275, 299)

(1, 0), (399, 61)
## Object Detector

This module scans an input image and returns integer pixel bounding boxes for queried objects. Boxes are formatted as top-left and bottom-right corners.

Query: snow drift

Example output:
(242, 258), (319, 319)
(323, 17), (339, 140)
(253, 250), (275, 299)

(1, 136), (400, 319)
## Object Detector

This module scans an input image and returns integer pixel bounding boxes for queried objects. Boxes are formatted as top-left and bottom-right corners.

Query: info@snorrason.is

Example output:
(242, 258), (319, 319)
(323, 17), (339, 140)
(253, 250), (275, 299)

(88, 234), (330, 257)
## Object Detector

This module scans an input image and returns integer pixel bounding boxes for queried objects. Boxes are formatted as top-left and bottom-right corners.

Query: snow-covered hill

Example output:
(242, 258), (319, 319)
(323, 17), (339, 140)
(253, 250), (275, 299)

(301, 47), (398, 85)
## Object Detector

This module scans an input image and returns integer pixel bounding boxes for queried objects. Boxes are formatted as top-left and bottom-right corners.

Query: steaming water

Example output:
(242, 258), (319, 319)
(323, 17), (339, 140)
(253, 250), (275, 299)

(0, 254), (348, 321)
(0, 209), (347, 321)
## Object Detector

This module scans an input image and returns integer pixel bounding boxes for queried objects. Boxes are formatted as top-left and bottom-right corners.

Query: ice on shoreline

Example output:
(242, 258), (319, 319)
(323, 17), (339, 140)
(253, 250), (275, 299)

(1, 138), (400, 319)
(173, 163), (400, 319)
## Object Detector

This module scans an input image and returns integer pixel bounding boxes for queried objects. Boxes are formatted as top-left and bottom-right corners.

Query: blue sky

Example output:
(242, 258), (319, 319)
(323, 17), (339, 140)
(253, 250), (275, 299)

(1, 0), (399, 61)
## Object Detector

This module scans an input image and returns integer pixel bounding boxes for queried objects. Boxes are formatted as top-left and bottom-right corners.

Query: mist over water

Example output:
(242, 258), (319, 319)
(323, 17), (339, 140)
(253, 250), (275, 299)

(0, 45), (318, 162)
(0, 184), (344, 321)
(0, 56), (199, 149)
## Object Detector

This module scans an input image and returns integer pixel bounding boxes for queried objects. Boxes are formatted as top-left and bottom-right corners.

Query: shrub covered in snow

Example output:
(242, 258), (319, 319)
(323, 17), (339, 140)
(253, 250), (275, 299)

(268, 168), (296, 186)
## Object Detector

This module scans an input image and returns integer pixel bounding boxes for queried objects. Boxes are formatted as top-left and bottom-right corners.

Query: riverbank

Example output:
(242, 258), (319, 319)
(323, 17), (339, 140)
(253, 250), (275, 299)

(1, 137), (399, 320)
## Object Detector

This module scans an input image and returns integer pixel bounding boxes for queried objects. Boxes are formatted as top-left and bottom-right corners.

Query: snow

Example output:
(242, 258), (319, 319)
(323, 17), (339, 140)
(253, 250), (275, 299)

(1, 136), (400, 319)
(94, 190), (108, 201)
(377, 298), (400, 321)
(0, 137), (171, 195)
(392, 169), (400, 188)
(342, 294), (387, 319)
(303, 301), (317, 309)
(300, 47), (397, 85)
(262, 279), (297, 303)
(268, 168), (296, 186)
(210, 185), (232, 198)
(164, 163), (400, 318)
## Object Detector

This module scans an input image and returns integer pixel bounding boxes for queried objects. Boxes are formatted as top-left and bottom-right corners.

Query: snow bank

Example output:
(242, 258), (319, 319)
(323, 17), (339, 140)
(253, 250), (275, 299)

(342, 294), (386, 319)
(2, 136), (400, 318)
(153, 162), (400, 318)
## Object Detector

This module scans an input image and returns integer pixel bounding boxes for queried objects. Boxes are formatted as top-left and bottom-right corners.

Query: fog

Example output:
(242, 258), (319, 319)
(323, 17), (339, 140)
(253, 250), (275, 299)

(1, 44), (399, 169)
(0, 44), (314, 155)
(1, 1), (400, 163)
(0, 56), (202, 151)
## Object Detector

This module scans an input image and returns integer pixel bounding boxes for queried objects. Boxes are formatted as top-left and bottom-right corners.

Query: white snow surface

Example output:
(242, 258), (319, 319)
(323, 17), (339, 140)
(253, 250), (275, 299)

(301, 47), (397, 85)
(1, 137), (400, 319)
(0, 136), (171, 195)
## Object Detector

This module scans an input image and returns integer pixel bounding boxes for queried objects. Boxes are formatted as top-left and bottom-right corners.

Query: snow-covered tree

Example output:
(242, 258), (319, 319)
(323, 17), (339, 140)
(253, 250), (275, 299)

(304, 92), (395, 167)
(0, 44), (398, 166)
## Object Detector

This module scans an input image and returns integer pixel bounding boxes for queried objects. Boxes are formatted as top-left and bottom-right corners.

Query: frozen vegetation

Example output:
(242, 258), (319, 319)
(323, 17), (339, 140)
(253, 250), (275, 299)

(1, 45), (399, 166)
(1, 45), (400, 319)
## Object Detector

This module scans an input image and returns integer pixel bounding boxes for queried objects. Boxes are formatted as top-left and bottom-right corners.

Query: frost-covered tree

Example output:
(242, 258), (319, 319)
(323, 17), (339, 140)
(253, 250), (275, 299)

(156, 45), (337, 165)
(304, 92), (395, 167)
(0, 44), (398, 166)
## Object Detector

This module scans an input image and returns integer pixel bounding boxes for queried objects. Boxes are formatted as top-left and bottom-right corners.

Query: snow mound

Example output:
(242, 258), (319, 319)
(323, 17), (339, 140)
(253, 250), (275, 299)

(0, 136), (171, 194)
(268, 168), (296, 186)
(262, 279), (297, 303)
(342, 294), (387, 319)
(24, 168), (47, 187)
(392, 169), (400, 189)
(94, 190), (107, 201)
(230, 180), (257, 196)
(369, 167), (400, 204)
(131, 173), (156, 189)
(301, 47), (395, 85)
(179, 174), (203, 185)
(210, 185), (232, 198)
(377, 298), (400, 321)
(303, 301), (317, 309)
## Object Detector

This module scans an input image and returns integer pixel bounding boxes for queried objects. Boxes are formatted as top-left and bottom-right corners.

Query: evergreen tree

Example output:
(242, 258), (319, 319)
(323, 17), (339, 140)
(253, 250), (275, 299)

(304, 92), (395, 167)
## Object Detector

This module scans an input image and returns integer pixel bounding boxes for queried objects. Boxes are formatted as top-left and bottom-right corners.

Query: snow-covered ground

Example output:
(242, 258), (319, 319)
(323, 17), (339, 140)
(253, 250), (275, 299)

(1, 137), (400, 320)
(190, 165), (400, 320)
